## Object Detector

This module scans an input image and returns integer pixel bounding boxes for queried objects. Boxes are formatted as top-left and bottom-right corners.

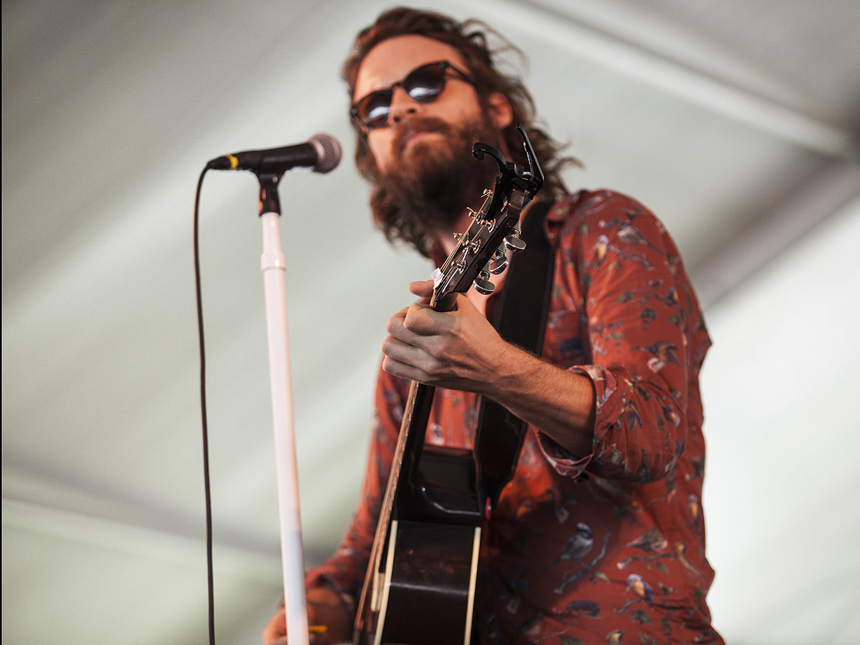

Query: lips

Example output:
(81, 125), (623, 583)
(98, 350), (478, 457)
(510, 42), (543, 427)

(394, 117), (450, 154)
(401, 130), (435, 150)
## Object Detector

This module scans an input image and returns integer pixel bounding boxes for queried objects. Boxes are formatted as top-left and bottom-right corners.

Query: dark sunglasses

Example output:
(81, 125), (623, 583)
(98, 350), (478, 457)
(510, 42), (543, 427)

(350, 61), (476, 131)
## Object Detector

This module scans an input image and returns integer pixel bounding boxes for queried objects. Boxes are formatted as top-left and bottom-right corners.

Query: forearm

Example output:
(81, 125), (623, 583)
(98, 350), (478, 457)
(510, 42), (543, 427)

(479, 341), (596, 458)
(305, 524), (371, 606)
(383, 287), (597, 456)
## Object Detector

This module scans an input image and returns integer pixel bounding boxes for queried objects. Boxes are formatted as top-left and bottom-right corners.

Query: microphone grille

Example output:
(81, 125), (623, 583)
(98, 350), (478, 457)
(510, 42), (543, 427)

(308, 133), (342, 173)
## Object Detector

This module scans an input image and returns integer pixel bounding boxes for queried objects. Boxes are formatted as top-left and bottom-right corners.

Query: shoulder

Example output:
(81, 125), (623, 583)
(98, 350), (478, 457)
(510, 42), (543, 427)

(545, 189), (661, 246)
(548, 189), (656, 225)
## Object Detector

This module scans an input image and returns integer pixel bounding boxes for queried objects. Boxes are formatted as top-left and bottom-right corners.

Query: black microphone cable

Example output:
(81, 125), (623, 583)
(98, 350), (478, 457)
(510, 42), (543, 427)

(192, 134), (340, 645)
(193, 166), (217, 645)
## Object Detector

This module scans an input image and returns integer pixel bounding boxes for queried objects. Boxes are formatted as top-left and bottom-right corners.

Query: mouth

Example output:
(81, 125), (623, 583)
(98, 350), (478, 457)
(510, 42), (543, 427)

(399, 129), (440, 152)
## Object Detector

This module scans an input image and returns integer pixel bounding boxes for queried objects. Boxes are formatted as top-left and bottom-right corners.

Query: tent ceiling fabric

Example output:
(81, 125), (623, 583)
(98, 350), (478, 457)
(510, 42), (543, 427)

(2, 1), (859, 644)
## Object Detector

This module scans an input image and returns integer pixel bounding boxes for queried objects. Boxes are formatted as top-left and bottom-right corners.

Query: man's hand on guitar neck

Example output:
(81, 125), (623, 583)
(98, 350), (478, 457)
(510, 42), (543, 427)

(382, 280), (506, 392)
(261, 586), (351, 645)
(383, 280), (595, 458)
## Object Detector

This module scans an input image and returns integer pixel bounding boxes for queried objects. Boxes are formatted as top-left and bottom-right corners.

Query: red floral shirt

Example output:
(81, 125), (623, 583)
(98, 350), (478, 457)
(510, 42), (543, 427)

(307, 190), (723, 644)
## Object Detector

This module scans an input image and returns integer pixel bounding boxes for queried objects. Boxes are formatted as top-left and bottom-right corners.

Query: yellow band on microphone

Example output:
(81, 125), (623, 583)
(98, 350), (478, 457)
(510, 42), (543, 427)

(226, 154), (238, 170)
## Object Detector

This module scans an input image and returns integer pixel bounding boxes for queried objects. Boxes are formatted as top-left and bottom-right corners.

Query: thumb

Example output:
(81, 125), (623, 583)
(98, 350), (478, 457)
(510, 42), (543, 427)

(407, 279), (435, 299)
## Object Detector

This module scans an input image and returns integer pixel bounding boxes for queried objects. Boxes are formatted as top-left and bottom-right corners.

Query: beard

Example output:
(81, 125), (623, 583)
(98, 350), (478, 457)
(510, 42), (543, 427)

(370, 113), (506, 247)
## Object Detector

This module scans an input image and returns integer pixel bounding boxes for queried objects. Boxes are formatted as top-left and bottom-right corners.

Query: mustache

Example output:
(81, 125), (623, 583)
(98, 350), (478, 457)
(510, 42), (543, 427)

(392, 116), (454, 152)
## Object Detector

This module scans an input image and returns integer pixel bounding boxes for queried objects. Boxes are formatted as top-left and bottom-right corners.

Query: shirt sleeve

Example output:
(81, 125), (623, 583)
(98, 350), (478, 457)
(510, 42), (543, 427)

(304, 364), (407, 610)
(536, 191), (706, 483)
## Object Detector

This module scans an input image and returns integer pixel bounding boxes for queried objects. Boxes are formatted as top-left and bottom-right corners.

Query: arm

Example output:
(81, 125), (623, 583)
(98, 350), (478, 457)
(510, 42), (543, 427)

(382, 281), (595, 458)
(382, 194), (704, 483)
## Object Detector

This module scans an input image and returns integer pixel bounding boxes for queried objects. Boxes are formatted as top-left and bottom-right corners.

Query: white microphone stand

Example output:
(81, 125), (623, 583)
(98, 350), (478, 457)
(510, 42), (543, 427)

(257, 174), (310, 645)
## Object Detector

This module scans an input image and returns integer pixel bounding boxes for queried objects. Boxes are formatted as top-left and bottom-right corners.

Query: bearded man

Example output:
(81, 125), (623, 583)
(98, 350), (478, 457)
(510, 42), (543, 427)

(263, 7), (723, 645)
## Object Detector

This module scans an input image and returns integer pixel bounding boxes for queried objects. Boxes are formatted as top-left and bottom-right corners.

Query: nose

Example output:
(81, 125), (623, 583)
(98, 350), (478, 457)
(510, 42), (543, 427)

(388, 85), (418, 125)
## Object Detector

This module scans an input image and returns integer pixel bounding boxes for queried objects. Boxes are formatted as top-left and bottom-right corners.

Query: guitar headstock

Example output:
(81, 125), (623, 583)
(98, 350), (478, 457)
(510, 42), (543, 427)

(431, 125), (544, 311)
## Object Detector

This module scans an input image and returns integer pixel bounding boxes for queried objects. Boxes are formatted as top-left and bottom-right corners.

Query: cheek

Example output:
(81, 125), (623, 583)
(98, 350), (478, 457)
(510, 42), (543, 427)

(368, 133), (394, 173)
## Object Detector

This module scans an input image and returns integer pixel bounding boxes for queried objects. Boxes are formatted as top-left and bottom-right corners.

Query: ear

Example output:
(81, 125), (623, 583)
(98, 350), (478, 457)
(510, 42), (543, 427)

(486, 92), (514, 130)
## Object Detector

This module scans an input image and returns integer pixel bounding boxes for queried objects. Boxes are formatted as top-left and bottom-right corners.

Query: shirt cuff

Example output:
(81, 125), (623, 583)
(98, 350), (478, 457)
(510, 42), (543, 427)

(305, 572), (357, 616)
(534, 429), (592, 478)
(533, 364), (628, 478)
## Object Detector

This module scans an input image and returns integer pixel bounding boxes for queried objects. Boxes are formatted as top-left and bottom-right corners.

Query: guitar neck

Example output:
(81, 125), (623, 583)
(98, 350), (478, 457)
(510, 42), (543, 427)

(354, 127), (544, 642)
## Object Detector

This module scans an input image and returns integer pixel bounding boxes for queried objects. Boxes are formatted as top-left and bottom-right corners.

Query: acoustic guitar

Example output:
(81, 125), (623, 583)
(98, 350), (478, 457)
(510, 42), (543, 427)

(353, 126), (544, 645)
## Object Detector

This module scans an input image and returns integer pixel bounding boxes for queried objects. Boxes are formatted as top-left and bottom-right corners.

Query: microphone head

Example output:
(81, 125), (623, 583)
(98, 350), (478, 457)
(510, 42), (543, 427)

(308, 133), (342, 173)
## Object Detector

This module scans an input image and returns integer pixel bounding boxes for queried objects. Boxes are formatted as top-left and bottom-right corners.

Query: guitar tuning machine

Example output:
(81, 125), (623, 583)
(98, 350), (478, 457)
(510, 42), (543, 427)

(488, 243), (508, 274)
(473, 269), (495, 295)
(504, 226), (526, 253)
(488, 258), (508, 275)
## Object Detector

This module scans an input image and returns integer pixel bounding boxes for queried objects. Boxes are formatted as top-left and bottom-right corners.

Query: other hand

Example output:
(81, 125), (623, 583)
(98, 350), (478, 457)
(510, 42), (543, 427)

(261, 587), (351, 645)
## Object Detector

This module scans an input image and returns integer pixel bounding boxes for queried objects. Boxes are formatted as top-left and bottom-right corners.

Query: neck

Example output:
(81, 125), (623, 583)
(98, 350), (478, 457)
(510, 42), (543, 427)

(438, 211), (476, 256)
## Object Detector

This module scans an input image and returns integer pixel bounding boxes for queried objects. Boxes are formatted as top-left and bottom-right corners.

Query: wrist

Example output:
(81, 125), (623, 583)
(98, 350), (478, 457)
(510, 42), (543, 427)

(482, 341), (540, 400)
(307, 583), (355, 617)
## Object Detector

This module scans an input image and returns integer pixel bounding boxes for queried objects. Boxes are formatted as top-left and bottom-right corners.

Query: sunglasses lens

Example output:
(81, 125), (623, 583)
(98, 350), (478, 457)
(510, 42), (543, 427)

(357, 92), (391, 130)
(404, 65), (446, 102)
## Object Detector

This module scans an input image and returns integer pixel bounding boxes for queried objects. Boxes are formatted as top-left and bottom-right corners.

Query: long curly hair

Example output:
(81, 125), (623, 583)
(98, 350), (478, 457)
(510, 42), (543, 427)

(343, 7), (579, 257)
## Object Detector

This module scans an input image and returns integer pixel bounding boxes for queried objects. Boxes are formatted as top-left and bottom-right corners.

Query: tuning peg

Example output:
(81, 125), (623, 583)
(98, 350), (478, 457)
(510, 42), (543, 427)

(489, 247), (508, 274)
(489, 257), (508, 274)
(504, 231), (526, 252)
(474, 270), (495, 295)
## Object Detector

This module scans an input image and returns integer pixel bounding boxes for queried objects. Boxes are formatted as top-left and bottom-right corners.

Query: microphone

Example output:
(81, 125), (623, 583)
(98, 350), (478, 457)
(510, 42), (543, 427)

(206, 133), (342, 174)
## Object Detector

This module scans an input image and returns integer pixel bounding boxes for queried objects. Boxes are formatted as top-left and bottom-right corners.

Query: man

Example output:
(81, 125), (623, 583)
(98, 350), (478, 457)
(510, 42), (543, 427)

(263, 7), (722, 644)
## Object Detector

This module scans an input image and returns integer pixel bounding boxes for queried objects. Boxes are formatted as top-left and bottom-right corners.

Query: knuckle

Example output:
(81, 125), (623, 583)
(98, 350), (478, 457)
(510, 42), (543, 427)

(381, 356), (395, 375)
(402, 312), (420, 332)
(434, 338), (454, 363)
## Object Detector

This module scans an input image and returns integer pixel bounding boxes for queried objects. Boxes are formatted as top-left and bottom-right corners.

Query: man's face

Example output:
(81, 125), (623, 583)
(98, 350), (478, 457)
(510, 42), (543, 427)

(353, 35), (514, 237)
(353, 35), (512, 177)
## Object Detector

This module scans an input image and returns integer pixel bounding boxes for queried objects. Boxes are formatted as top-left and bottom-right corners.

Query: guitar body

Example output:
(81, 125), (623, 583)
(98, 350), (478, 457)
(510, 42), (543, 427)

(356, 447), (482, 645)
(353, 129), (544, 645)
(360, 521), (481, 645)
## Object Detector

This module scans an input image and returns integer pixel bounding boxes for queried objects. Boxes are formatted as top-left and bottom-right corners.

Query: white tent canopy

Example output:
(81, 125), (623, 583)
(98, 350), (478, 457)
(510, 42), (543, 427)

(3, 1), (859, 643)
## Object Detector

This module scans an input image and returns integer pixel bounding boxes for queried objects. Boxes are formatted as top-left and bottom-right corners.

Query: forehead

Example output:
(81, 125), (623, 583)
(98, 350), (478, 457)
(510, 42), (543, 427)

(353, 34), (469, 100)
